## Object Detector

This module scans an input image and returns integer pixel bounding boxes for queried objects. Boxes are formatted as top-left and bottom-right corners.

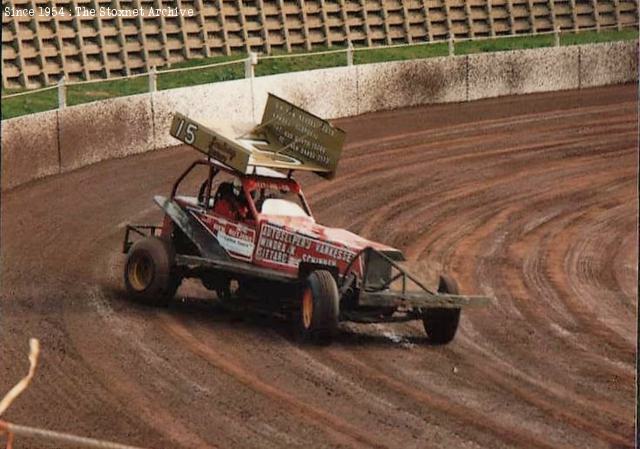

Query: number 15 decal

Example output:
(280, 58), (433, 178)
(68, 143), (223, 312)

(175, 118), (198, 144)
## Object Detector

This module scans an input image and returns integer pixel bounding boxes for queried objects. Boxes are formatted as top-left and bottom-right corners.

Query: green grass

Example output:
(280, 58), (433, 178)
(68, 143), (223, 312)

(255, 46), (348, 77)
(455, 33), (556, 54)
(560, 28), (638, 45)
(157, 54), (246, 90)
(67, 77), (148, 106)
(2, 27), (637, 120)
(1, 88), (58, 119)
(455, 28), (639, 55)
(354, 42), (450, 63)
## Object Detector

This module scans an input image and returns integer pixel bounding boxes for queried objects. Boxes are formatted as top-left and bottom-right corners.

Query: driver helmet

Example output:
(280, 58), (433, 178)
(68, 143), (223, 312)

(232, 178), (242, 197)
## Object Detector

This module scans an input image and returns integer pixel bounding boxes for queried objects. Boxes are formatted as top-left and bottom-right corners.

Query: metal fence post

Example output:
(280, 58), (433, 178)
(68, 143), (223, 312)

(347, 42), (354, 66)
(448, 37), (455, 56)
(148, 66), (157, 92)
(57, 77), (66, 109)
(245, 52), (257, 78)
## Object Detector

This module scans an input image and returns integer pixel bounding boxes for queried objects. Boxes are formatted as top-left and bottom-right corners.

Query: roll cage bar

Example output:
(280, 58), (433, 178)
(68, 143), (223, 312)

(170, 158), (314, 220)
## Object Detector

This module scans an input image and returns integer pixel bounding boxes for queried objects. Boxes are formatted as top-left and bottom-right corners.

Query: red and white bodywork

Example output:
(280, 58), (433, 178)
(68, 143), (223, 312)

(170, 164), (401, 280)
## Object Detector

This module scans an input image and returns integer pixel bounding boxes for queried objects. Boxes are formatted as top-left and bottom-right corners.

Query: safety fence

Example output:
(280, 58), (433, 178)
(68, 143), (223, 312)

(0, 339), (150, 449)
(1, 23), (636, 119)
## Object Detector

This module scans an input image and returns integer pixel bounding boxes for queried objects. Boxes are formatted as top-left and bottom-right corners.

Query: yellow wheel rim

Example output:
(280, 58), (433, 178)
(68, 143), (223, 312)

(128, 255), (153, 291)
(302, 288), (313, 329)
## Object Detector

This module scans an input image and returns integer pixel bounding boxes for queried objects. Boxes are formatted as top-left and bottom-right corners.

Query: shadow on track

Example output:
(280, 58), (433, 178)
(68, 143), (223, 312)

(102, 284), (435, 348)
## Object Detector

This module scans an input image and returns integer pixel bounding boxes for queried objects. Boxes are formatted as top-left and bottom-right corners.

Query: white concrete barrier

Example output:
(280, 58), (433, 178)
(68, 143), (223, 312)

(1, 110), (59, 190)
(357, 56), (467, 113)
(467, 46), (580, 100)
(1, 41), (637, 191)
(250, 66), (359, 120)
(58, 94), (154, 172)
(579, 40), (639, 88)
(152, 78), (254, 149)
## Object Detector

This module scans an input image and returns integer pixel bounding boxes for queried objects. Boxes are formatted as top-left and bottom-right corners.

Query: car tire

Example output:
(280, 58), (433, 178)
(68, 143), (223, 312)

(422, 274), (461, 344)
(293, 270), (339, 344)
(124, 237), (180, 307)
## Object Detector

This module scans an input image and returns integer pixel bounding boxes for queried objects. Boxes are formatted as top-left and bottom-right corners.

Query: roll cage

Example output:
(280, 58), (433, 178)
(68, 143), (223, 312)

(170, 158), (314, 222)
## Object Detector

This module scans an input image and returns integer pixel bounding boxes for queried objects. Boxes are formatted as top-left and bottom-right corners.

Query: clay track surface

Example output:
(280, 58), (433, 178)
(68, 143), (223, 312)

(1, 84), (637, 449)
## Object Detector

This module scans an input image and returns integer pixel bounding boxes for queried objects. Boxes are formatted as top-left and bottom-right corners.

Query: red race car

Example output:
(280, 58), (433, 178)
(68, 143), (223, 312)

(123, 95), (489, 344)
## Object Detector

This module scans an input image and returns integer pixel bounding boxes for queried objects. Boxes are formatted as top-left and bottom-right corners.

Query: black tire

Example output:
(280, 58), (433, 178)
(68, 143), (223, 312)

(422, 274), (461, 344)
(124, 237), (180, 306)
(293, 270), (340, 344)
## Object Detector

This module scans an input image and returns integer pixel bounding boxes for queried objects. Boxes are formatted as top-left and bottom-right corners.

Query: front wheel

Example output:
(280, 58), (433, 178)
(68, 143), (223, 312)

(292, 270), (339, 344)
(124, 237), (181, 306)
(422, 274), (461, 344)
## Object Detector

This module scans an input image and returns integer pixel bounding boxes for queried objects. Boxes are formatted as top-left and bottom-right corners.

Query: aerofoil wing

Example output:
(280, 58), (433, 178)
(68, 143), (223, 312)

(170, 94), (346, 179)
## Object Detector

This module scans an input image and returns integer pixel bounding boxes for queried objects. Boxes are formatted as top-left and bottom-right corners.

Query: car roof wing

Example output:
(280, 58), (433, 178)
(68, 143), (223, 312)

(170, 94), (346, 179)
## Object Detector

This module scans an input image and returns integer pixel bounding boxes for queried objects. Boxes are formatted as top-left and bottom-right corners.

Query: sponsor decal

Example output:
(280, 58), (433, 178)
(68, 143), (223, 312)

(217, 232), (254, 258)
(188, 208), (255, 261)
(251, 180), (292, 192)
(256, 222), (356, 270)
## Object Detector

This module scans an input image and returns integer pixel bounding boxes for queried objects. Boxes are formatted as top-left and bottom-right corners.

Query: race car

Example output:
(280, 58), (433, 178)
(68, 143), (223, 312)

(123, 94), (489, 344)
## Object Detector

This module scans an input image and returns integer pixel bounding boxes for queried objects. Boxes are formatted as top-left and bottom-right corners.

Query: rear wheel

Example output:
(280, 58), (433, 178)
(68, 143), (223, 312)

(293, 270), (339, 344)
(124, 237), (181, 306)
(422, 274), (461, 344)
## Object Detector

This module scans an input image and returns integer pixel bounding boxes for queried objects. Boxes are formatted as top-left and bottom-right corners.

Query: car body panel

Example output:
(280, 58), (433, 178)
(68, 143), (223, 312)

(168, 164), (403, 280)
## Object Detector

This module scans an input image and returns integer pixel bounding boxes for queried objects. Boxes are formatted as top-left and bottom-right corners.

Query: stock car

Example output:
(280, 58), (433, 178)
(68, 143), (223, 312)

(123, 94), (489, 343)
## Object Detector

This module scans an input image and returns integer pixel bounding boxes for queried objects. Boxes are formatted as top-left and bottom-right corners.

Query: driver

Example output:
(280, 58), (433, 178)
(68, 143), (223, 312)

(232, 179), (249, 220)
(212, 179), (251, 221)
(213, 182), (236, 219)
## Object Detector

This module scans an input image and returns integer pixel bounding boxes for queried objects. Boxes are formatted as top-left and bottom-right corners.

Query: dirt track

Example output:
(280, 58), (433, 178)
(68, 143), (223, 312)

(1, 84), (637, 449)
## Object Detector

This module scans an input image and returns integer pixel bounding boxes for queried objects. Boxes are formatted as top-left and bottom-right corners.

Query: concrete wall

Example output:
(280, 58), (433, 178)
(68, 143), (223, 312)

(251, 66), (359, 120)
(580, 40), (639, 87)
(2, 40), (637, 191)
(467, 46), (581, 100)
(357, 56), (468, 113)
(152, 78), (254, 150)
(1, 109), (59, 191)
(58, 94), (154, 172)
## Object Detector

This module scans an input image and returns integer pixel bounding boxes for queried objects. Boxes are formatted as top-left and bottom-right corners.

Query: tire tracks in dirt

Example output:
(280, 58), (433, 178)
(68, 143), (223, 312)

(158, 313), (389, 449)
